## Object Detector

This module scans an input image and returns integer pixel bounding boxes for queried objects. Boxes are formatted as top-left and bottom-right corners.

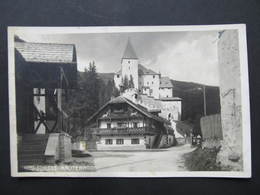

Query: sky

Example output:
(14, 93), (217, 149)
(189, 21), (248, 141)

(16, 30), (220, 86)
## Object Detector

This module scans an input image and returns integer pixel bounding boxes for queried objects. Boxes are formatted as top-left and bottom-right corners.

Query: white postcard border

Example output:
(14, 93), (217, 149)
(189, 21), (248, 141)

(8, 24), (251, 177)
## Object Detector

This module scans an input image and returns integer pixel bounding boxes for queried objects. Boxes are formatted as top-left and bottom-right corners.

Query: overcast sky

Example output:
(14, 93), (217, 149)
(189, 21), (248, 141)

(17, 31), (219, 86)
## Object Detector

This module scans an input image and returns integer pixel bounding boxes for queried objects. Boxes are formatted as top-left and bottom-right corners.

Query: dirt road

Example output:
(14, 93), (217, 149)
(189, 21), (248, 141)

(90, 144), (194, 172)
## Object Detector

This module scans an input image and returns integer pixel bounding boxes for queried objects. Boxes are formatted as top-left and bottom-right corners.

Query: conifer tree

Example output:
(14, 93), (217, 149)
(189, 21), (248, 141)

(129, 75), (135, 88)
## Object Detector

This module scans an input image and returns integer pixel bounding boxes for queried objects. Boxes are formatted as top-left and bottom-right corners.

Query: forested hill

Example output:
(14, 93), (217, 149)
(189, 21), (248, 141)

(97, 73), (115, 84)
(170, 80), (220, 121)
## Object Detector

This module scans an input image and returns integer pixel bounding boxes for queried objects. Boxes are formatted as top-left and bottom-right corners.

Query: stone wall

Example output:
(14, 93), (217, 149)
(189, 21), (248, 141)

(217, 30), (243, 170)
(59, 133), (72, 162)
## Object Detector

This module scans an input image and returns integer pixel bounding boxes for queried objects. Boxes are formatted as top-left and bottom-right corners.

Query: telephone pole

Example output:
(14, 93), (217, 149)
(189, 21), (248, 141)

(203, 85), (206, 116)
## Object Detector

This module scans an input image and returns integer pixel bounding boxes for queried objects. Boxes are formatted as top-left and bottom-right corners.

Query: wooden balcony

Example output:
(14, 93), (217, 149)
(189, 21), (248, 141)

(91, 127), (158, 136)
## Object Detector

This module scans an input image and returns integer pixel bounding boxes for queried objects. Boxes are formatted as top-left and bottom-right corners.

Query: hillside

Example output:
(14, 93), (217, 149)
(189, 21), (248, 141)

(170, 79), (220, 122)
(97, 73), (115, 84)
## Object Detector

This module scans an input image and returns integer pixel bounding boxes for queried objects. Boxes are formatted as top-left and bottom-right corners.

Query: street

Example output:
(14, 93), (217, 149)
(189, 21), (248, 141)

(89, 144), (194, 172)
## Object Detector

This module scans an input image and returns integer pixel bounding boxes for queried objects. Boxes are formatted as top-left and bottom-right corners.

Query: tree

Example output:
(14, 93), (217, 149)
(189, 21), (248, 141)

(129, 75), (135, 88)
(64, 61), (101, 135)
(111, 80), (120, 97)
(63, 62), (121, 138)
(99, 79), (120, 107)
(120, 75), (129, 93)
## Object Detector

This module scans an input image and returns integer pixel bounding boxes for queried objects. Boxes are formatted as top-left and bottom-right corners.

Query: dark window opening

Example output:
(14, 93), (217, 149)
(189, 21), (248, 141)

(133, 122), (138, 128)
(105, 139), (113, 145)
(116, 139), (124, 145)
(107, 123), (111, 129)
(131, 138), (140, 144)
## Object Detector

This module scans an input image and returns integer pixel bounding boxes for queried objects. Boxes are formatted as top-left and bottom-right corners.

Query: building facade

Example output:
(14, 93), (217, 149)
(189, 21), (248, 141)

(216, 30), (243, 170)
(113, 39), (182, 124)
(86, 96), (175, 150)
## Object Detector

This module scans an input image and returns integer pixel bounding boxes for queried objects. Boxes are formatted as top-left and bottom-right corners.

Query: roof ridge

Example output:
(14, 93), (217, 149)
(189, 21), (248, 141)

(122, 39), (138, 59)
(15, 41), (75, 47)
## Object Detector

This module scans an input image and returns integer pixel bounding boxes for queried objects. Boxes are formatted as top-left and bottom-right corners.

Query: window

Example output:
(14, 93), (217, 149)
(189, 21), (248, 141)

(153, 75), (155, 79)
(128, 61), (130, 64)
(117, 75), (120, 78)
(147, 82), (149, 85)
(131, 138), (140, 144)
(133, 122), (138, 128)
(107, 123), (111, 129)
(105, 139), (113, 145)
(152, 81), (154, 84)
(116, 139), (124, 145)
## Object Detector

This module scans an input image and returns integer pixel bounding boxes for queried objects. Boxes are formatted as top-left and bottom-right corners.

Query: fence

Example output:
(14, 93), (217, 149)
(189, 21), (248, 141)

(200, 114), (223, 140)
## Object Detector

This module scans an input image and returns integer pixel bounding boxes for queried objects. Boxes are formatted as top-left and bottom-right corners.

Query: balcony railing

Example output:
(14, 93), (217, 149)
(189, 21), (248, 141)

(91, 127), (158, 136)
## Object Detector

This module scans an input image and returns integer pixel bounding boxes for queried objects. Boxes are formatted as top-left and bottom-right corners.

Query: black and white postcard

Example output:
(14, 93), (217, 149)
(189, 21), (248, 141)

(8, 25), (251, 177)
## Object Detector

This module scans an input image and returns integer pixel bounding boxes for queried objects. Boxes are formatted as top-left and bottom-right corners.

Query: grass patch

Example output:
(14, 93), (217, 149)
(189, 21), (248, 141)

(183, 147), (222, 171)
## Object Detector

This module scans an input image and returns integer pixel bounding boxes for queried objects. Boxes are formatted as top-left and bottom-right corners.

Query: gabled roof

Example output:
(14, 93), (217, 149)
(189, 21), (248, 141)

(160, 77), (173, 88)
(15, 41), (77, 89)
(122, 39), (138, 59)
(15, 42), (76, 63)
(138, 64), (159, 75)
(115, 64), (159, 76)
(86, 96), (170, 125)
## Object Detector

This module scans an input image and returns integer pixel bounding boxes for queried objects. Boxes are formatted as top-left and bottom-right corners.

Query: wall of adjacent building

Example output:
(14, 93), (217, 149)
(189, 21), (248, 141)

(159, 87), (173, 98)
(96, 136), (146, 150)
(121, 59), (139, 89)
(217, 30), (243, 170)
(141, 74), (160, 98)
(159, 100), (182, 121)
(114, 74), (121, 89)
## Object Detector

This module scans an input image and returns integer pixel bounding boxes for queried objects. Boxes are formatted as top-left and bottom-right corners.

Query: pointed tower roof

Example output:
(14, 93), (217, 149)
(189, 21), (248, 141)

(122, 39), (138, 59)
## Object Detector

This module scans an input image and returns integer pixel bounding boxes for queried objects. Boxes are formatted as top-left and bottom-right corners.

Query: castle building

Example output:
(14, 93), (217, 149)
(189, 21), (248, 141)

(114, 39), (174, 99)
(114, 39), (182, 122)
(86, 39), (183, 150)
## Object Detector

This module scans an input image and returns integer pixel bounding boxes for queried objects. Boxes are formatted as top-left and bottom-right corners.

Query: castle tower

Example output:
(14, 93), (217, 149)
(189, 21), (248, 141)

(121, 39), (139, 90)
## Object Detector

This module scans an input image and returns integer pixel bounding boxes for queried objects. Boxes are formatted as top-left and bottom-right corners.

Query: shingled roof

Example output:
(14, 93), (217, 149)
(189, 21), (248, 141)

(115, 64), (159, 76)
(86, 96), (170, 125)
(160, 77), (173, 88)
(138, 64), (159, 75)
(15, 41), (77, 89)
(122, 39), (138, 59)
(15, 42), (76, 63)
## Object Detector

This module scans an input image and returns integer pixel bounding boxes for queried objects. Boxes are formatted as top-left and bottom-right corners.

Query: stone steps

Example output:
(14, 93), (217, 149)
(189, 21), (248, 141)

(18, 134), (49, 167)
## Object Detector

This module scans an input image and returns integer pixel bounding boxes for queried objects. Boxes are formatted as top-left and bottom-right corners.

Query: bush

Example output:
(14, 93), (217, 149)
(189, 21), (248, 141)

(184, 147), (222, 171)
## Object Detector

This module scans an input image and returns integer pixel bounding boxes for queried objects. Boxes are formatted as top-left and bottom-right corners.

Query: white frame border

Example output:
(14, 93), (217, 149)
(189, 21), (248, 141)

(8, 24), (251, 178)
